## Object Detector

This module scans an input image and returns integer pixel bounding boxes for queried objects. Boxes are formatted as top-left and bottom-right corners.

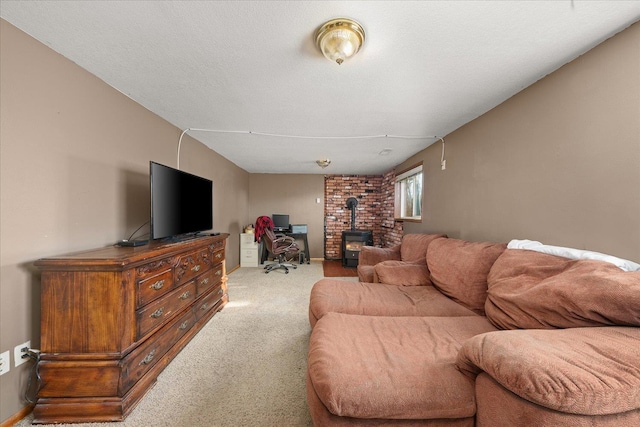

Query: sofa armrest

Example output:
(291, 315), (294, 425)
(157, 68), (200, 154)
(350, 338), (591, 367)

(456, 327), (640, 416)
(358, 245), (401, 266)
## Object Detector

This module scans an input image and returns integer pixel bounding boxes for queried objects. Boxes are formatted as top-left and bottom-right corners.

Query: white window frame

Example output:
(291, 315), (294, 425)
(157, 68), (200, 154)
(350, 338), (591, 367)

(395, 163), (423, 222)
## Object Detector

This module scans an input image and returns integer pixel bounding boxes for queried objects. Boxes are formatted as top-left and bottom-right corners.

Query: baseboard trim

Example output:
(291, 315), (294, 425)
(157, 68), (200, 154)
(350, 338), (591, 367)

(1, 404), (33, 427)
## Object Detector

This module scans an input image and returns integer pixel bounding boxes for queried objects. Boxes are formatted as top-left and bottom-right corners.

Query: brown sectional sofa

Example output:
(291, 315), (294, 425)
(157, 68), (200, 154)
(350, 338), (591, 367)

(356, 233), (446, 284)
(307, 235), (640, 426)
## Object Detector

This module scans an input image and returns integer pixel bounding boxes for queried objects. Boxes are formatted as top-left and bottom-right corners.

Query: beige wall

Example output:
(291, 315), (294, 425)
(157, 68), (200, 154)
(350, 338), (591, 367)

(401, 22), (640, 262)
(0, 20), (250, 423)
(249, 174), (325, 258)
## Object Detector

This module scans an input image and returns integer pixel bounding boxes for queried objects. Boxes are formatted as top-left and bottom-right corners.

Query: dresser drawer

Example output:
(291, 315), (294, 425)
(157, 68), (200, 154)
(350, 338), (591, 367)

(203, 247), (224, 267)
(135, 256), (176, 281)
(208, 239), (225, 251)
(120, 309), (196, 394)
(194, 285), (225, 320)
(212, 247), (224, 263)
(136, 269), (174, 308)
(136, 281), (196, 339)
(196, 265), (223, 296)
(175, 248), (211, 286)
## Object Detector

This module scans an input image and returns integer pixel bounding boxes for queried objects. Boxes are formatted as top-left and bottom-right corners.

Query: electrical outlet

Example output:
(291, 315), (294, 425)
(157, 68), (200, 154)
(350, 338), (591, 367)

(0, 351), (9, 375)
(14, 340), (30, 367)
(441, 160), (446, 170)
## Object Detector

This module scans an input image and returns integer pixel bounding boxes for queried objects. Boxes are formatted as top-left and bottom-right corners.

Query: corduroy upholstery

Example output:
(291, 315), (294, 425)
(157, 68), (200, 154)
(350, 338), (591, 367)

(307, 236), (640, 426)
(427, 239), (507, 315)
(309, 278), (477, 328)
(485, 249), (640, 329)
(357, 233), (446, 283)
(308, 313), (496, 422)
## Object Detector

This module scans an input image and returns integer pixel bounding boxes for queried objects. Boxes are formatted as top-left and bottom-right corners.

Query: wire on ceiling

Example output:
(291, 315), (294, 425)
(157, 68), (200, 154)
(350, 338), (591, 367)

(177, 128), (441, 170)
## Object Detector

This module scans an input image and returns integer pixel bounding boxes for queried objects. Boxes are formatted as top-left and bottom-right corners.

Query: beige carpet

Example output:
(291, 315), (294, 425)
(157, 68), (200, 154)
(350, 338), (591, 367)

(15, 262), (357, 427)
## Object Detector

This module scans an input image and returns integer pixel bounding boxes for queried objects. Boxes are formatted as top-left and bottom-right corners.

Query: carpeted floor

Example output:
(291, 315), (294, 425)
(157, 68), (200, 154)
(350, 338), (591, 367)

(15, 261), (357, 427)
(322, 259), (359, 277)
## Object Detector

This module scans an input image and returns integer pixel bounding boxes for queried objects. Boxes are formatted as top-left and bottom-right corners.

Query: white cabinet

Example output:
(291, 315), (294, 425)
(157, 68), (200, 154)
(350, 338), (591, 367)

(240, 233), (259, 267)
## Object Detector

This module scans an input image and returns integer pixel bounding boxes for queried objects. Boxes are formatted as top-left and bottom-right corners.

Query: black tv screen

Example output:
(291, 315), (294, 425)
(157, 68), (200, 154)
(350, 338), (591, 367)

(150, 161), (213, 240)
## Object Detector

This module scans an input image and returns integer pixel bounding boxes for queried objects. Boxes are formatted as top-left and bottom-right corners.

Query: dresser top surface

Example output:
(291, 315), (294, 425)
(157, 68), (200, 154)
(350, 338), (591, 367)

(35, 233), (229, 270)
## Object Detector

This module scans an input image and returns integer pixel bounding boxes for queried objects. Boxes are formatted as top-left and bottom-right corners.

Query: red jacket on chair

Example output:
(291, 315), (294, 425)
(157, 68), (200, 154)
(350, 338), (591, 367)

(254, 216), (274, 243)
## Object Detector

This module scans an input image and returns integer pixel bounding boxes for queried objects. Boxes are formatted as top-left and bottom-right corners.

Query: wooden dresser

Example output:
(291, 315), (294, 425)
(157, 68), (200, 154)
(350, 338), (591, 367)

(33, 234), (229, 424)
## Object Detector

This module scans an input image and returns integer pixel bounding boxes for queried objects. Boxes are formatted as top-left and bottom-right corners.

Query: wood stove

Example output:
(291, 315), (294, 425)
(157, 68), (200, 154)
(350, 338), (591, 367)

(342, 230), (373, 267)
(341, 197), (373, 267)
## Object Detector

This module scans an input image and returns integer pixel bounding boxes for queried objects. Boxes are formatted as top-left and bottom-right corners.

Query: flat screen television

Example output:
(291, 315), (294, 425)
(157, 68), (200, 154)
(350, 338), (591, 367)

(150, 161), (213, 240)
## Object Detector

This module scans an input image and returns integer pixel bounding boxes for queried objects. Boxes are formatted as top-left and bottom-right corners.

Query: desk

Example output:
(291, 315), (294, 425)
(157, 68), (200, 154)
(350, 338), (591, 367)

(260, 232), (310, 264)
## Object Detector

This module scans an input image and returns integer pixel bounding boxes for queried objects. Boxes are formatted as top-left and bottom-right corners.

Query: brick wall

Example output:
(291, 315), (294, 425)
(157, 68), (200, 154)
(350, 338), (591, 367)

(324, 173), (402, 260)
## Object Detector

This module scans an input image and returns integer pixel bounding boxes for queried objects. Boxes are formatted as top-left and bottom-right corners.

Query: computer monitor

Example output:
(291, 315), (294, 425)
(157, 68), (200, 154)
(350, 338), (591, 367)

(272, 214), (290, 232)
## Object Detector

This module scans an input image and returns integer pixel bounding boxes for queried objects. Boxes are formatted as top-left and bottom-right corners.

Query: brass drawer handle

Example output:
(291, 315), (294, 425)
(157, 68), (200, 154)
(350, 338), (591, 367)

(191, 264), (201, 272)
(149, 279), (165, 291)
(150, 308), (164, 318)
(201, 278), (210, 285)
(179, 291), (191, 300)
(139, 349), (156, 366)
(179, 321), (189, 330)
(215, 253), (222, 259)
(215, 270), (222, 276)
(200, 303), (209, 311)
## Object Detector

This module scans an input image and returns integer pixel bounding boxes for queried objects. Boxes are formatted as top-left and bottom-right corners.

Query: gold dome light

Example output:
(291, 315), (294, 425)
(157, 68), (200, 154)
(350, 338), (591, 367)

(316, 159), (331, 168)
(315, 18), (365, 65)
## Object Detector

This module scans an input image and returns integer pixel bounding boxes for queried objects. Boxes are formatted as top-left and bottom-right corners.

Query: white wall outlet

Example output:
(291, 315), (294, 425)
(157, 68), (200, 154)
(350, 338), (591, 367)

(441, 160), (446, 170)
(14, 340), (30, 367)
(0, 350), (9, 375)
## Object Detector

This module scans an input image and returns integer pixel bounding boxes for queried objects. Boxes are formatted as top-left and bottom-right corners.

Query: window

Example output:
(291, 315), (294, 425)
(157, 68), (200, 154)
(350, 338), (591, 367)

(395, 164), (423, 221)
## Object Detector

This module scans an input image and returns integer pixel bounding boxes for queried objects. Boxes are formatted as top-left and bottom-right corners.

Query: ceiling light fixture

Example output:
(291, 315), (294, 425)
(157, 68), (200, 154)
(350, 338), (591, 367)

(315, 18), (365, 65)
(316, 159), (331, 168)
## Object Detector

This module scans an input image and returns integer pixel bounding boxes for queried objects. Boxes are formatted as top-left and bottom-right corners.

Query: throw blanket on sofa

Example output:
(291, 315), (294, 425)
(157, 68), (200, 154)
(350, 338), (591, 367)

(508, 239), (640, 271)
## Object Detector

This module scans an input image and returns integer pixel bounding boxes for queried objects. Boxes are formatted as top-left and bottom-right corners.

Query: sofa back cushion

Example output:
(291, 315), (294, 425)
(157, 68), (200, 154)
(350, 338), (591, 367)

(485, 249), (640, 330)
(374, 261), (432, 286)
(427, 238), (507, 315)
(400, 233), (446, 264)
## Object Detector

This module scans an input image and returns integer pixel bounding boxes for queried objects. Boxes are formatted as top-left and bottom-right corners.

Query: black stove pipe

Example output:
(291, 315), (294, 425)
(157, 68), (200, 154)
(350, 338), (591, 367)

(346, 197), (358, 231)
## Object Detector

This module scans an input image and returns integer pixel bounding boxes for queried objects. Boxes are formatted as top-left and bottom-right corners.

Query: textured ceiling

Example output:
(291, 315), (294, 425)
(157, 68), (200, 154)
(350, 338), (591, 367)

(2, 1), (639, 174)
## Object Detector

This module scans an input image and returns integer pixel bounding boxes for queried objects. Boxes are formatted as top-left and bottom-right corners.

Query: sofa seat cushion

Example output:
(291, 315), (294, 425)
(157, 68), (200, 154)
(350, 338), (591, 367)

(427, 239), (507, 315)
(309, 279), (477, 327)
(308, 313), (498, 420)
(456, 327), (640, 416)
(486, 249), (640, 330)
(374, 260), (432, 286)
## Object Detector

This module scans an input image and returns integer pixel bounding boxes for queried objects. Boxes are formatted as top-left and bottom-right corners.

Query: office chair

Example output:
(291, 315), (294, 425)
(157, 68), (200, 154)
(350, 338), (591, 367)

(262, 227), (300, 274)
